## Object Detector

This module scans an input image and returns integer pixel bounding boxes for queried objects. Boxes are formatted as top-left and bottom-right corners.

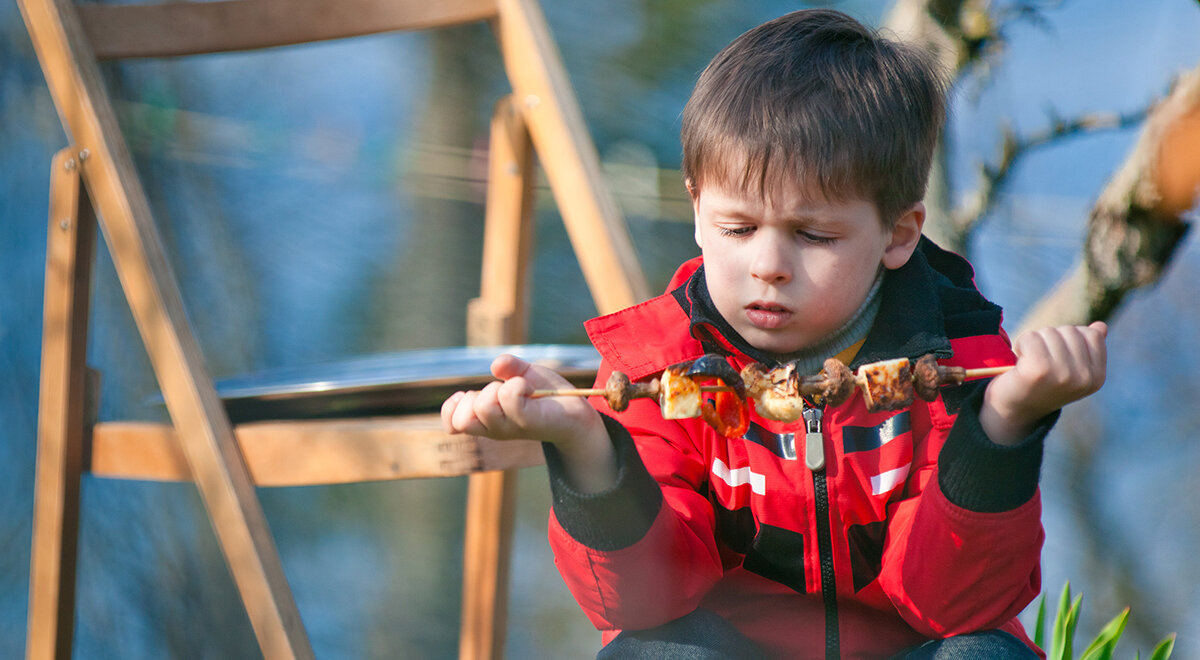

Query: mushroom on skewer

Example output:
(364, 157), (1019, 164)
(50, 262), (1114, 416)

(910, 354), (1011, 401)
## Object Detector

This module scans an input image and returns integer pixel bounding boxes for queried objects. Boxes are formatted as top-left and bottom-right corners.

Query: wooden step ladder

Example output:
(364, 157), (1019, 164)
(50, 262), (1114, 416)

(19, 1), (649, 657)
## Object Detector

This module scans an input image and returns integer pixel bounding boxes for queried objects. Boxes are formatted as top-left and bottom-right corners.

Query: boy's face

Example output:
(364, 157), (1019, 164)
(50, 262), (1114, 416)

(692, 179), (922, 356)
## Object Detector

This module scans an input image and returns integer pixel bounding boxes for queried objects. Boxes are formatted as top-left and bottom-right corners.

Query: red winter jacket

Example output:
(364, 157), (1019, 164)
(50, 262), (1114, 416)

(543, 239), (1052, 659)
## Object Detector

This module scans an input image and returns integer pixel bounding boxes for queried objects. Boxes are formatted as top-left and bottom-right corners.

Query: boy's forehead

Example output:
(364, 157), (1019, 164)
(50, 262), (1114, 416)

(695, 159), (841, 206)
(692, 142), (857, 203)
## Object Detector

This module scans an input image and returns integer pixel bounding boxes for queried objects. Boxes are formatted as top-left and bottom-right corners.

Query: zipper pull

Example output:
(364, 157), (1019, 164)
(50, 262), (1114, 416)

(803, 406), (825, 471)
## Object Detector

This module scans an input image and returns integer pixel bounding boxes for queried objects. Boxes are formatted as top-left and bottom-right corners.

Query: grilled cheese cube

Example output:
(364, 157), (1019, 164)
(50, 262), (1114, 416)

(857, 357), (914, 412)
(659, 364), (702, 420)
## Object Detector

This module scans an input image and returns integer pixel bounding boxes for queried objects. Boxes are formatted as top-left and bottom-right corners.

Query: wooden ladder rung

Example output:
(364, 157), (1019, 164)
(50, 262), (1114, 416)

(90, 417), (545, 486)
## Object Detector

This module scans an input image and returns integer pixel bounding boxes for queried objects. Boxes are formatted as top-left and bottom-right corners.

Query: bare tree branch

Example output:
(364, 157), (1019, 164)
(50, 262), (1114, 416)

(953, 105), (1152, 241)
(1018, 65), (1200, 334)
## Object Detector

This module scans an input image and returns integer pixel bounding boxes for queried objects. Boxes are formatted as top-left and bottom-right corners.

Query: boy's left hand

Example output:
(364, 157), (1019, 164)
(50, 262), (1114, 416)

(980, 321), (1108, 446)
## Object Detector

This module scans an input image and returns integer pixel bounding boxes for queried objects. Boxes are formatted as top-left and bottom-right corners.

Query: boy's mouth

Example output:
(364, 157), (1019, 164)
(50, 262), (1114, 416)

(745, 301), (792, 329)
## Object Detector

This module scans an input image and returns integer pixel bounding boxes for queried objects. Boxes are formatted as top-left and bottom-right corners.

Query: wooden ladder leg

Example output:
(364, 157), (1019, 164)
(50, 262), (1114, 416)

(28, 148), (96, 660)
(18, 0), (316, 655)
(494, 0), (650, 315)
(460, 94), (536, 660)
(460, 470), (519, 660)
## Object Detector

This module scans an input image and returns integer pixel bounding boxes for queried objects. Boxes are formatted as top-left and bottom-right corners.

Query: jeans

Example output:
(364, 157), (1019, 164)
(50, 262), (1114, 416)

(597, 609), (1037, 659)
(895, 629), (1040, 659)
(596, 609), (767, 660)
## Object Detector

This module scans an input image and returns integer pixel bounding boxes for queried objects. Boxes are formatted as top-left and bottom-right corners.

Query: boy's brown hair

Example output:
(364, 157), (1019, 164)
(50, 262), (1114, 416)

(681, 9), (948, 227)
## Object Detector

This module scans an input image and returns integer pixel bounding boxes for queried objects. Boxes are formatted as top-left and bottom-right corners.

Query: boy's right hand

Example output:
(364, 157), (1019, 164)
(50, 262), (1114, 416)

(980, 321), (1108, 446)
(441, 354), (617, 492)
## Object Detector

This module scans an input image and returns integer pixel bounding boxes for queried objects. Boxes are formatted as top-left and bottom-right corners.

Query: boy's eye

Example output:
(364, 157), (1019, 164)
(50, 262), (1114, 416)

(799, 230), (836, 245)
(717, 226), (753, 237)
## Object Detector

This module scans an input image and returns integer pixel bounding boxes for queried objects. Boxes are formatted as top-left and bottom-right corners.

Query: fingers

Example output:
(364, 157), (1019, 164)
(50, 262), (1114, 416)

(469, 380), (507, 430)
(440, 391), (465, 434)
(441, 354), (533, 436)
(495, 376), (534, 424)
(443, 387), (496, 437)
(1083, 322), (1107, 387)
(446, 381), (511, 437)
(1014, 323), (1104, 363)
(1011, 322), (1107, 398)
(442, 361), (536, 439)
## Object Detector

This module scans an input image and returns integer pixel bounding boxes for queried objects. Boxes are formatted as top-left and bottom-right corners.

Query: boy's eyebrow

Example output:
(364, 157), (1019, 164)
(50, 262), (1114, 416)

(781, 208), (845, 227)
(717, 208), (760, 221)
(704, 199), (758, 219)
(708, 201), (846, 225)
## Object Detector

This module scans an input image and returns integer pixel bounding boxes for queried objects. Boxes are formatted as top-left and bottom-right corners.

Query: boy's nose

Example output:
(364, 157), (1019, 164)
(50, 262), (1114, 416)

(749, 239), (792, 284)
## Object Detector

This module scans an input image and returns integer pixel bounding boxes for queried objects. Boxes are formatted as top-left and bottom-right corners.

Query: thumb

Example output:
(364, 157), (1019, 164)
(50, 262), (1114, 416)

(490, 353), (530, 381)
(491, 353), (573, 392)
(1088, 320), (1109, 338)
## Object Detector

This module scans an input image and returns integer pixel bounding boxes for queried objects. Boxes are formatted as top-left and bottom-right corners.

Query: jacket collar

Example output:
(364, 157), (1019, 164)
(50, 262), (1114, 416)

(849, 240), (955, 368)
(678, 265), (755, 361)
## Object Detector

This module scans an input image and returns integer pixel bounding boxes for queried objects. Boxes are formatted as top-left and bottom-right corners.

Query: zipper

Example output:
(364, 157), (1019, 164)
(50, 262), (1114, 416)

(803, 404), (825, 471)
(804, 406), (840, 660)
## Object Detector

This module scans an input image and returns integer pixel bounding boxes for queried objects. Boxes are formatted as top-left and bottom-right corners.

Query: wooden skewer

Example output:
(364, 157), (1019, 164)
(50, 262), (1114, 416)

(530, 384), (731, 399)
(529, 388), (604, 398)
(962, 365), (1012, 378)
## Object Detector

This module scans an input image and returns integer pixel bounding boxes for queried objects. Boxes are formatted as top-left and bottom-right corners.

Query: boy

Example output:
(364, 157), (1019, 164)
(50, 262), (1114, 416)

(442, 9), (1106, 659)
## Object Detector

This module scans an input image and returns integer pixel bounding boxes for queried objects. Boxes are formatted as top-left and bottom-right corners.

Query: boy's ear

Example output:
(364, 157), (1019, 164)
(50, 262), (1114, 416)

(881, 202), (926, 270)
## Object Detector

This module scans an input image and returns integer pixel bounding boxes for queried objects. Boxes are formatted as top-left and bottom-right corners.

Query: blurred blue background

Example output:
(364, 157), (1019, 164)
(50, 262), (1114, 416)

(3, 0), (1199, 657)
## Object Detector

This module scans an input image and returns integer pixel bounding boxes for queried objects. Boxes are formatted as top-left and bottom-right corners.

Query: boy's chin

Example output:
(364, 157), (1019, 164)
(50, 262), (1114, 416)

(741, 329), (810, 357)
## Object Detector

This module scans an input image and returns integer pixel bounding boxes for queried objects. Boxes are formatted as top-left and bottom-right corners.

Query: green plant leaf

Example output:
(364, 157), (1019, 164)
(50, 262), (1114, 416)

(1048, 582), (1070, 659)
(1033, 593), (1047, 649)
(1065, 594), (1081, 659)
(1036, 582), (1173, 660)
(1079, 607), (1128, 660)
(1078, 640), (1114, 660)
(1049, 582), (1081, 660)
(1147, 633), (1176, 660)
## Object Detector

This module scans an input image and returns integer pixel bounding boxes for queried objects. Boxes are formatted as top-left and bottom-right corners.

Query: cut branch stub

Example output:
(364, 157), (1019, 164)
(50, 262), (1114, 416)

(1154, 103), (1200, 217)
(1085, 205), (1190, 321)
